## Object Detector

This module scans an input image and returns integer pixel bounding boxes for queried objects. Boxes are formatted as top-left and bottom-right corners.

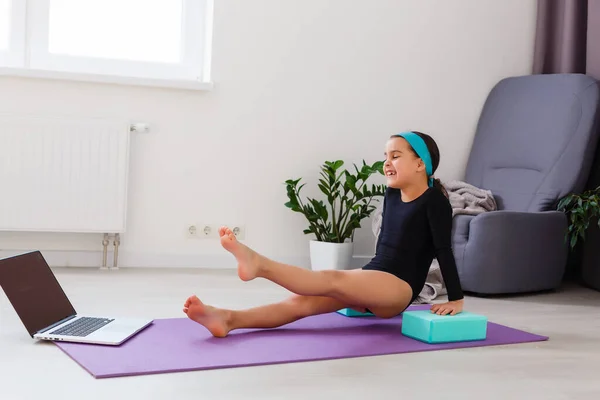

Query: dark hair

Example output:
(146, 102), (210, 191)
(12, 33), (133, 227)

(391, 131), (448, 198)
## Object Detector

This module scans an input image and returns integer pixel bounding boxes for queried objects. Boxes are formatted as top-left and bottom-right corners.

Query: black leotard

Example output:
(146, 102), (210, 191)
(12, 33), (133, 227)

(362, 186), (464, 304)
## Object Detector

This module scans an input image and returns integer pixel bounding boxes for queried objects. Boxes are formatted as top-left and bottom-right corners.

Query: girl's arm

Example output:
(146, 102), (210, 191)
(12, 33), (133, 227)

(426, 192), (464, 303)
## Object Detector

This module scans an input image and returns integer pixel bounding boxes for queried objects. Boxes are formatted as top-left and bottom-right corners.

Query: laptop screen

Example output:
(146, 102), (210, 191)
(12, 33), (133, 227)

(0, 251), (76, 337)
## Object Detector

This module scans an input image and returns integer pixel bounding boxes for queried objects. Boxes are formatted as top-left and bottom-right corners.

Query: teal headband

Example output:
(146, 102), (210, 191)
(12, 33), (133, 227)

(394, 131), (434, 187)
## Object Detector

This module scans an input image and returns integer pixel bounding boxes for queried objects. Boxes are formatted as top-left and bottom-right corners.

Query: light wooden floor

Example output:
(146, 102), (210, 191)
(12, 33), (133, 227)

(1, 267), (600, 400)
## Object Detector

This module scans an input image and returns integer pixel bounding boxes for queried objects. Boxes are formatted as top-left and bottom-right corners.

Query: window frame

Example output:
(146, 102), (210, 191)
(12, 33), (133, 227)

(0, 0), (213, 90)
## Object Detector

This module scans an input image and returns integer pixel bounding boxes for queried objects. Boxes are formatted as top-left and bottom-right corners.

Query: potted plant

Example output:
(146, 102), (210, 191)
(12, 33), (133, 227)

(557, 187), (600, 250)
(284, 160), (386, 271)
(557, 186), (600, 287)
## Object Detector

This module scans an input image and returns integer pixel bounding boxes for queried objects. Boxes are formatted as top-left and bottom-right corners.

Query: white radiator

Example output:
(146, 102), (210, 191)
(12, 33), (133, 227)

(0, 114), (131, 233)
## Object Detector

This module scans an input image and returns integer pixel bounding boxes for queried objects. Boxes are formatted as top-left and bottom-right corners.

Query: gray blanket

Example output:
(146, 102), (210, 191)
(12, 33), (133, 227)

(371, 180), (497, 303)
(444, 180), (497, 216)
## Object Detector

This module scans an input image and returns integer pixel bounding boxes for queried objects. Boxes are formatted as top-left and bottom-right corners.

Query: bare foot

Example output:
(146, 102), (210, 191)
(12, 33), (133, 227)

(219, 226), (262, 281)
(183, 295), (231, 338)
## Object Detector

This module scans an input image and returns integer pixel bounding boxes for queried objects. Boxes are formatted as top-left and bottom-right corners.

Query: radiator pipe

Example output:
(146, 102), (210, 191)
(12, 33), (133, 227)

(113, 233), (120, 269)
(102, 233), (109, 269)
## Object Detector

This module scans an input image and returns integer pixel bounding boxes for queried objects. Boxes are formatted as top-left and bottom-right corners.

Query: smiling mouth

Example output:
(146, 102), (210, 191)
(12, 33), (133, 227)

(385, 171), (396, 176)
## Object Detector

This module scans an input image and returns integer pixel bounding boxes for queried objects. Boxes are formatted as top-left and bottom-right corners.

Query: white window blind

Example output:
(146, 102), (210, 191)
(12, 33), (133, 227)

(0, 0), (212, 86)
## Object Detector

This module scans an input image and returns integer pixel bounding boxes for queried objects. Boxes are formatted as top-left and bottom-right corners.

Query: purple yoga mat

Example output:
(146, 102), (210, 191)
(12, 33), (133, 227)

(54, 305), (548, 379)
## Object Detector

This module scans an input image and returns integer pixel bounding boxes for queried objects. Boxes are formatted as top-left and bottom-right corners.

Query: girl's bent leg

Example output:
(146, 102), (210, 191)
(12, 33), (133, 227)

(183, 294), (348, 337)
(219, 227), (413, 317)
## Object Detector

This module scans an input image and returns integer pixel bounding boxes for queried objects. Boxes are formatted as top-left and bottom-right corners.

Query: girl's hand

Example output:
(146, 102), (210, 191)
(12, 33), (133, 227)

(430, 299), (464, 316)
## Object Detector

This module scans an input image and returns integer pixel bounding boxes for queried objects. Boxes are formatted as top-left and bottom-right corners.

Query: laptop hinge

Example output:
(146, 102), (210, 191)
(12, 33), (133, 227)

(36, 314), (77, 334)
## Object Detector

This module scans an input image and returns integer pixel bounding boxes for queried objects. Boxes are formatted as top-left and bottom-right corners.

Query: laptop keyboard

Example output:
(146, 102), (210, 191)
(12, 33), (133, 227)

(52, 317), (114, 337)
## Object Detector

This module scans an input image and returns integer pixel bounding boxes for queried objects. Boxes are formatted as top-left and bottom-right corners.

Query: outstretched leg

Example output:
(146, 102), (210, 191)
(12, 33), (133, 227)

(219, 226), (412, 317)
(183, 294), (351, 337)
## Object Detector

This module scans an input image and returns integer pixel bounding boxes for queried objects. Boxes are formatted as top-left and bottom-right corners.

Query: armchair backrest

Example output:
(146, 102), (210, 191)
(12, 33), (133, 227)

(464, 74), (600, 211)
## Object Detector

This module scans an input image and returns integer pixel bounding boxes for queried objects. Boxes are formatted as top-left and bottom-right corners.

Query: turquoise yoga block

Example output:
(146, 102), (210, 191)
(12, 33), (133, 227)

(336, 308), (374, 317)
(401, 310), (488, 344)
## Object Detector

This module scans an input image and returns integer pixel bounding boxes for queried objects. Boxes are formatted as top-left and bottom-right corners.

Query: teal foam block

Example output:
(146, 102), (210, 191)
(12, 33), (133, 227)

(401, 310), (488, 344)
(336, 308), (374, 317)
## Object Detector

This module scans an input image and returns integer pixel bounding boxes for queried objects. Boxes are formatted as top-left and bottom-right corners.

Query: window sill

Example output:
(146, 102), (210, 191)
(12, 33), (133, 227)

(0, 67), (214, 91)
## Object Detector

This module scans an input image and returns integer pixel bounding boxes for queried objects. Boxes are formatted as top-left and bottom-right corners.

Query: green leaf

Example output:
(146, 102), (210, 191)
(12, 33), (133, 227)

(372, 160), (384, 174)
(345, 174), (357, 191)
(310, 199), (328, 221)
(557, 197), (568, 210)
(318, 182), (330, 196)
(284, 202), (302, 212)
(284, 178), (302, 186)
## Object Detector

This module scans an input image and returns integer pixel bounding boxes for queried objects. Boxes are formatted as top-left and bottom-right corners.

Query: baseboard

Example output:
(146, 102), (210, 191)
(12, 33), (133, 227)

(0, 249), (374, 269)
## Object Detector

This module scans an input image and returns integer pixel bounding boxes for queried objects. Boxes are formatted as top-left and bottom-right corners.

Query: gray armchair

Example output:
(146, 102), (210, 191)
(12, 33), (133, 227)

(454, 74), (600, 295)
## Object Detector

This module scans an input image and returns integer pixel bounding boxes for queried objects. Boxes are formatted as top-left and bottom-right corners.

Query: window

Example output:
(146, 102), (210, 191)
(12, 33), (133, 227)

(0, 0), (213, 89)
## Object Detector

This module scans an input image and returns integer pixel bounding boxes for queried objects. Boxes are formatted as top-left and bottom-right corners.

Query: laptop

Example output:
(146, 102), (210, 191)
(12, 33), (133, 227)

(0, 251), (153, 345)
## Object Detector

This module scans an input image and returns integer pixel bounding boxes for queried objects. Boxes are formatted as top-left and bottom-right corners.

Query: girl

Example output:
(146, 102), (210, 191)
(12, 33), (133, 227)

(183, 131), (464, 337)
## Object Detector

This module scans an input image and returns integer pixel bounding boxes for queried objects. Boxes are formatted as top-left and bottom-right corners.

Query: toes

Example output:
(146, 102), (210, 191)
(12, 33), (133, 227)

(219, 226), (233, 237)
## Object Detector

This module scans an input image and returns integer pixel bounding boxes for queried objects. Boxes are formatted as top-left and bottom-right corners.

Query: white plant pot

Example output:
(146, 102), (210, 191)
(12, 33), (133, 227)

(309, 240), (354, 271)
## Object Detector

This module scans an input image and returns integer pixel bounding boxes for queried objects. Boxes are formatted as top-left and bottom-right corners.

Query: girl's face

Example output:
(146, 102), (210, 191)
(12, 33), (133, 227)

(383, 137), (426, 189)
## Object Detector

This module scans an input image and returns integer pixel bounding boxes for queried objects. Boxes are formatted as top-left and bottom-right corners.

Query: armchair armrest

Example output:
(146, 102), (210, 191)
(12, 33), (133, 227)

(458, 210), (568, 293)
(469, 210), (567, 245)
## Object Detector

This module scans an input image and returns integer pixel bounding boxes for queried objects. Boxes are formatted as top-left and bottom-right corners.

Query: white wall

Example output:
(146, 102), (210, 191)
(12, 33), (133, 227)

(0, 0), (538, 268)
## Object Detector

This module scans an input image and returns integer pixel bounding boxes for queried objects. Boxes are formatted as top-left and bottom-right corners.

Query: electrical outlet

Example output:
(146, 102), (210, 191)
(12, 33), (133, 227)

(200, 224), (217, 238)
(186, 224), (217, 239)
(186, 224), (199, 238)
(231, 225), (245, 240)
